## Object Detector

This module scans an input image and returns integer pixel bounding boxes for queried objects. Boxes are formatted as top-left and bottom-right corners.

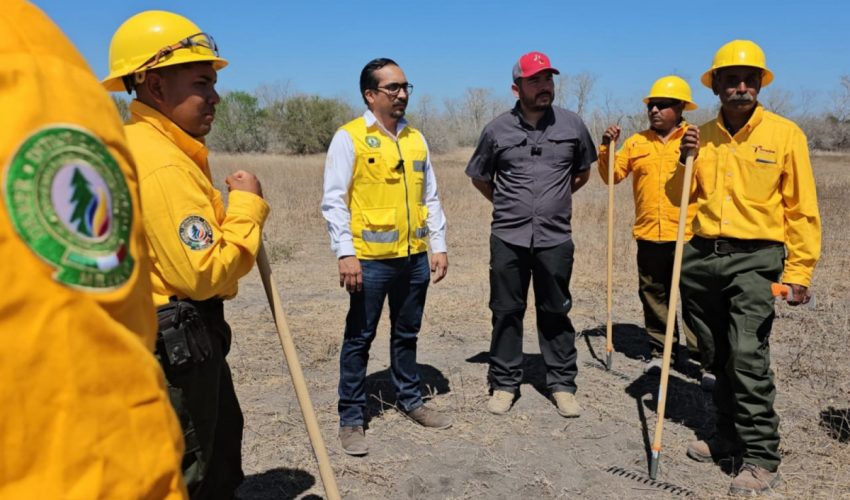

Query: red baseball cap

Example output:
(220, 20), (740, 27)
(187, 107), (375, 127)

(512, 51), (560, 80)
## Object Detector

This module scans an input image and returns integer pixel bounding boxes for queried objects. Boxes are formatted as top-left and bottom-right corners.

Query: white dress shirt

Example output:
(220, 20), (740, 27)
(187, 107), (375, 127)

(321, 110), (448, 258)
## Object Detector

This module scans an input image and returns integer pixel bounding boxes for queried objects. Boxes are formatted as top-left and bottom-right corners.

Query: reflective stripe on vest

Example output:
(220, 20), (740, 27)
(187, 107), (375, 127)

(362, 229), (400, 243)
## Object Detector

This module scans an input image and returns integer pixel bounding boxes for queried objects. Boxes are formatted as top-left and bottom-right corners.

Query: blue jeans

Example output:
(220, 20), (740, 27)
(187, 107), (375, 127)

(338, 252), (430, 427)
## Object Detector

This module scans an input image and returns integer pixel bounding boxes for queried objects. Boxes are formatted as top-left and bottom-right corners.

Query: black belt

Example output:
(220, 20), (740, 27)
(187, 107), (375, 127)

(691, 236), (782, 255)
(166, 296), (223, 311)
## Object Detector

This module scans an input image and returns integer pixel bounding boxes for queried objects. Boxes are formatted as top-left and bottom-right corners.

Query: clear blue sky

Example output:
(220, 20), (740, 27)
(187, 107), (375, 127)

(37, 0), (849, 112)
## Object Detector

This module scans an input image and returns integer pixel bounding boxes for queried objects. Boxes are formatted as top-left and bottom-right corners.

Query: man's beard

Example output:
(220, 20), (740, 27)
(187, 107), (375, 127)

(390, 100), (407, 118)
(522, 91), (553, 111)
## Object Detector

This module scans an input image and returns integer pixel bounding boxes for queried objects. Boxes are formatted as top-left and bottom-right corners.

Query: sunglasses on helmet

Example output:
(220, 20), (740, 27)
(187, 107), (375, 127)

(134, 32), (219, 73)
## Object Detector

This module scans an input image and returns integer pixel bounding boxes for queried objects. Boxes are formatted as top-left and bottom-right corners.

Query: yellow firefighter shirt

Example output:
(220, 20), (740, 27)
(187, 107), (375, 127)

(0, 2), (185, 498)
(692, 105), (821, 286)
(125, 101), (270, 306)
(597, 123), (697, 241)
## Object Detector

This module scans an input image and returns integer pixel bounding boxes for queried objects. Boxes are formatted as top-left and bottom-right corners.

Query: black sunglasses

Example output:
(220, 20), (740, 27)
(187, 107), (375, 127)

(646, 100), (681, 111)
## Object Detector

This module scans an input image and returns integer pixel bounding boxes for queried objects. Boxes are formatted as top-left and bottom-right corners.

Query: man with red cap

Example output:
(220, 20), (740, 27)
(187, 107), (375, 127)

(466, 51), (596, 417)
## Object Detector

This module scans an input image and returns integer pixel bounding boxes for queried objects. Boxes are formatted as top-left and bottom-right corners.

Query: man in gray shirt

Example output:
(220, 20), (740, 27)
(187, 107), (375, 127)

(466, 51), (595, 417)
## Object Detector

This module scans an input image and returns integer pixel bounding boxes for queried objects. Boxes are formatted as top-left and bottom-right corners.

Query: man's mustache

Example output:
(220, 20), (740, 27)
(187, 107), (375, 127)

(536, 91), (553, 100)
(728, 93), (754, 103)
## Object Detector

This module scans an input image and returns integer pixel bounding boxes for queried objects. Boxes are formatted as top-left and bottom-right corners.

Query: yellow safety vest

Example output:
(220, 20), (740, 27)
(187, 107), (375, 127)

(342, 117), (429, 260)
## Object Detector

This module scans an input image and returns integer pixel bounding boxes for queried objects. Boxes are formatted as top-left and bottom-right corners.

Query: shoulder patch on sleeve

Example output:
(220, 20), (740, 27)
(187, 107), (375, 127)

(3, 125), (135, 291)
(178, 215), (214, 250)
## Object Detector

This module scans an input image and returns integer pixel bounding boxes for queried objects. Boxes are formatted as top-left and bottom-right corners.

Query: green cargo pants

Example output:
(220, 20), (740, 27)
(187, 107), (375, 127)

(680, 237), (784, 471)
(636, 240), (700, 361)
(157, 299), (245, 499)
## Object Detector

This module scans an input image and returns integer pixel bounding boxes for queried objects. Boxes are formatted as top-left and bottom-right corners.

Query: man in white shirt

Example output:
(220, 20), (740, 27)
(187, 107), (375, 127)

(321, 58), (450, 456)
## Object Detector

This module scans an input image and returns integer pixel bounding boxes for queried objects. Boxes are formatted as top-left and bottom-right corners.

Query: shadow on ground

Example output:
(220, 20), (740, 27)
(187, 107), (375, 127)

(626, 371), (715, 443)
(238, 467), (320, 500)
(582, 323), (703, 378)
(465, 351), (556, 399)
(580, 323), (651, 363)
(820, 407), (850, 443)
(363, 363), (450, 424)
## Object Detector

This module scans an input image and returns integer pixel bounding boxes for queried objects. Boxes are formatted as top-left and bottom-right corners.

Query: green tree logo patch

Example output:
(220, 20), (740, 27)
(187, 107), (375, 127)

(3, 126), (135, 291)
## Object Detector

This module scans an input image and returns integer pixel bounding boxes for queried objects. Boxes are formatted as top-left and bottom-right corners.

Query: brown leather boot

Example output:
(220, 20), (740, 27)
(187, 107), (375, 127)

(729, 463), (780, 496)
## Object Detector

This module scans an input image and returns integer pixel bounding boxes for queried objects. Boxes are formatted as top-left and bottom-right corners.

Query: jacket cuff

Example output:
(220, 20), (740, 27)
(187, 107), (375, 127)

(228, 191), (270, 226)
(781, 266), (812, 288)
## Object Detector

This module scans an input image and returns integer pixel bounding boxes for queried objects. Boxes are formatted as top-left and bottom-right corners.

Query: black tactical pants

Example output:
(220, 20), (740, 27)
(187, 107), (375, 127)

(156, 299), (244, 499)
(488, 235), (578, 394)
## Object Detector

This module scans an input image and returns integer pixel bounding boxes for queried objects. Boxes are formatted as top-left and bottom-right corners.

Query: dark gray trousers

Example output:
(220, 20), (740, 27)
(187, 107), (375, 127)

(488, 235), (578, 394)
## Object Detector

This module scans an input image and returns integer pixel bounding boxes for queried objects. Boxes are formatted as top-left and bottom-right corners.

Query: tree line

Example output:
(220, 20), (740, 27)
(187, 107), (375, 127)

(112, 74), (850, 155)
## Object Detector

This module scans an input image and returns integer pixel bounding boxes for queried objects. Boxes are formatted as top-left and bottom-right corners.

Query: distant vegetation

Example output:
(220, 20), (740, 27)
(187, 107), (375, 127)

(113, 74), (850, 155)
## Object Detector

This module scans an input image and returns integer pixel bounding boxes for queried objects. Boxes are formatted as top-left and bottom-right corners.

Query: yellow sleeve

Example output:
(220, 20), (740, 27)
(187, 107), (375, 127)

(141, 164), (270, 300)
(780, 128), (821, 286)
(597, 139), (632, 184)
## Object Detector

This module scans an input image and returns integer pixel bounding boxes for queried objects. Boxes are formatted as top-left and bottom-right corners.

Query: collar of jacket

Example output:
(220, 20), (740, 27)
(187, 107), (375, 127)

(647, 120), (689, 142)
(716, 103), (765, 139)
(128, 100), (209, 169)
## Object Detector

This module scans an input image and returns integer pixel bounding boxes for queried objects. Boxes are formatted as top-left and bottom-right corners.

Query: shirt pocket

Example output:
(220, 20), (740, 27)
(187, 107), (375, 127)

(738, 149), (782, 203)
(360, 207), (399, 257)
(407, 148), (428, 187)
(694, 149), (718, 197)
(494, 131), (529, 177)
(355, 152), (400, 184)
(414, 205), (429, 240)
(630, 143), (653, 177)
(546, 130), (577, 167)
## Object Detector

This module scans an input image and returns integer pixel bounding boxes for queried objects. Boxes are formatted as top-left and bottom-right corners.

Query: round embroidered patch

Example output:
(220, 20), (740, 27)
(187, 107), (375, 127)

(178, 215), (214, 250)
(365, 136), (381, 148)
(3, 125), (135, 291)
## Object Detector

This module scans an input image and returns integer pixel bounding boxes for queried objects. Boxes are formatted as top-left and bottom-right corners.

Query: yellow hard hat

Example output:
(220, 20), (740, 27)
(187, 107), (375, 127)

(102, 10), (228, 92)
(643, 75), (698, 111)
(700, 39), (773, 89)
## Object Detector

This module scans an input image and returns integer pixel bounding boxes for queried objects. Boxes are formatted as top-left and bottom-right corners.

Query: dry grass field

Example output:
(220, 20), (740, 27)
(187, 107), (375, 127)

(210, 150), (849, 499)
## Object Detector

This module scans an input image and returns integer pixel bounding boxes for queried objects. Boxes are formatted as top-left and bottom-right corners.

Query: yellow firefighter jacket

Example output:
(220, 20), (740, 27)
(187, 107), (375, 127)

(597, 122), (697, 241)
(124, 101), (270, 307)
(692, 105), (821, 286)
(0, 2), (186, 497)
